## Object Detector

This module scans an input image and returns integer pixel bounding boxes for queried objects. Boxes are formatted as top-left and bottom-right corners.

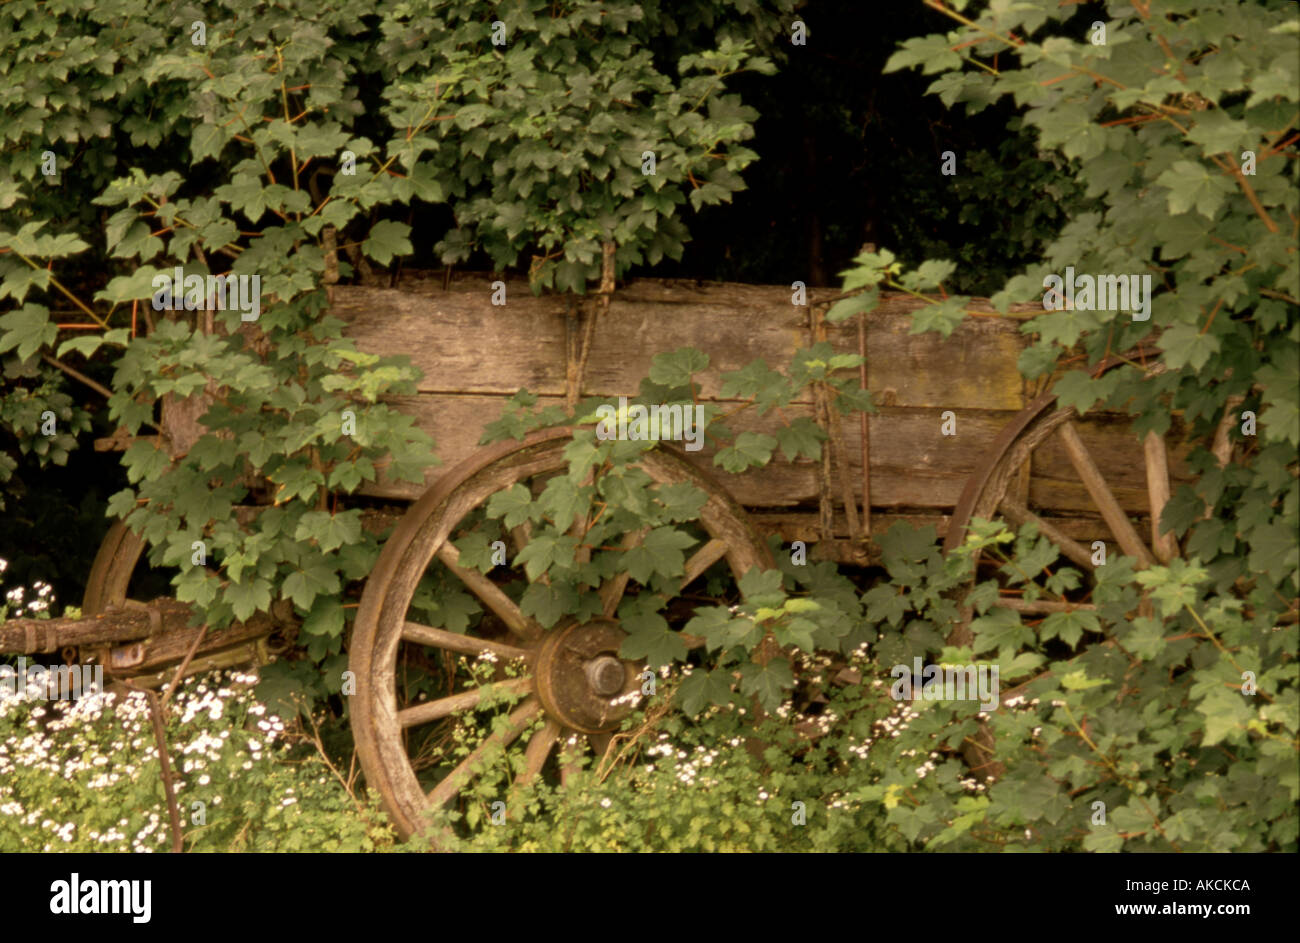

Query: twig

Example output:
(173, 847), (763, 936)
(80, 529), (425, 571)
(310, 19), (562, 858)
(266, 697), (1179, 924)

(303, 708), (368, 815)
(158, 624), (208, 712)
(139, 686), (185, 853)
(41, 353), (113, 399)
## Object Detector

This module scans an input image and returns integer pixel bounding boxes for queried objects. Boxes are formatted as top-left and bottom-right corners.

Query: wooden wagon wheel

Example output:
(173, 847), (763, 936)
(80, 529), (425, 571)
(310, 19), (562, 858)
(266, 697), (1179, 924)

(83, 519), (149, 616)
(350, 426), (773, 842)
(944, 354), (1174, 606)
(941, 354), (1175, 775)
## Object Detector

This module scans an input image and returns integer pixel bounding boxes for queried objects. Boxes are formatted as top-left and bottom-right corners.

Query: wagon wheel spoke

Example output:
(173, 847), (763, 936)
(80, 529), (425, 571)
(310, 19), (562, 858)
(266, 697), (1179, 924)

(600, 528), (647, 617)
(571, 512), (593, 566)
(672, 540), (735, 650)
(998, 494), (1094, 570)
(434, 543), (544, 643)
(679, 538), (729, 588)
(587, 731), (612, 762)
(1056, 421), (1156, 567)
(426, 697), (542, 808)
(563, 467), (598, 567)
(515, 718), (562, 786)
(509, 521), (532, 557)
(601, 536), (729, 620)
(397, 676), (533, 729)
(402, 620), (531, 662)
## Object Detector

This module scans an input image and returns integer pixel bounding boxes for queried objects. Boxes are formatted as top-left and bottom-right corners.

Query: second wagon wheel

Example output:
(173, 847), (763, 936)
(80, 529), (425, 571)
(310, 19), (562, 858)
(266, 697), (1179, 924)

(941, 353), (1178, 775)
(83, 519), (149, 616)
(351, 426), (773, 842)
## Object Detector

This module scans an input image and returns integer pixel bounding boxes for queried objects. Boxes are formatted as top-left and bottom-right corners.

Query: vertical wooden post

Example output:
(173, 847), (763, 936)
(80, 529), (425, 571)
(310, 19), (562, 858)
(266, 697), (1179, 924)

(1143, 430), (1179, 562)
(857, 310), (871, 536)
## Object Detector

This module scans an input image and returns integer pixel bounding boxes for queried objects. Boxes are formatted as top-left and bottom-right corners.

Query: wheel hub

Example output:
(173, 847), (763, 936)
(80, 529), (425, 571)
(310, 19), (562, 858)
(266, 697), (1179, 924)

(534, 618), (640, 733)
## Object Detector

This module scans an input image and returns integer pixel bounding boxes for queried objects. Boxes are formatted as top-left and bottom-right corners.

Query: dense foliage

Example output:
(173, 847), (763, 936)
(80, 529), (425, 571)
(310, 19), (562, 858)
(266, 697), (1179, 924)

(1, 0), (1296, 853)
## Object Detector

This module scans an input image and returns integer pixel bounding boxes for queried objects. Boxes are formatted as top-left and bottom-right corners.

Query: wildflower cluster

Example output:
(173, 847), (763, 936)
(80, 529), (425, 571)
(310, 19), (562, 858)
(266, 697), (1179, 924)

(0, 669), (394, 852)
(0, 558), (56, 620)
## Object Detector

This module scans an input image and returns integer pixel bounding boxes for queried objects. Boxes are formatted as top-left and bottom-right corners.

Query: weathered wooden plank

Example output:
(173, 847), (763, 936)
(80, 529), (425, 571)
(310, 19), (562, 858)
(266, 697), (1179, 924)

(333, 278), (1031, 410)
(749, 509), (1127, 546)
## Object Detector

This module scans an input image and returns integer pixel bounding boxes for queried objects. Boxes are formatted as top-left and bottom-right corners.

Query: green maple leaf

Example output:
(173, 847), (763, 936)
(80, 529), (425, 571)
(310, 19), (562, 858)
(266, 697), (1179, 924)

(302, 596), (345, 637)
(1159, 323), (1221, 372)
(713, 431), (776, 473)
(775, 417), (825, 461)
(739, 657), (793, 711)
(281, 560), (341, 612)
(622, 526), (695, 583)
(519, 580), (578, 628)
(362, 219), (413, 265)
(648, 347), (709, 386)
(294, 510), (363, 553)
(654, 482), (708, 522)
(970, 606), (1031, 655)
(0, 303), (57, 362)
(226, 578), (273, 622)
(619, 606), (685, 668)
(677, 668), (735, 715)
(539, 476), (588, 531)
(1039, 608), (1100, 647)
(1155, 160), (1235, 219)
(485, 483), (536, 529)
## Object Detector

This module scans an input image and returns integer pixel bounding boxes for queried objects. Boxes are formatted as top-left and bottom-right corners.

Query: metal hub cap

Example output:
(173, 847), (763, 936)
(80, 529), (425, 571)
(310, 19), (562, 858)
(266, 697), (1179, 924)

(534, 618), (639, 733)
(584, 655), (626, 696)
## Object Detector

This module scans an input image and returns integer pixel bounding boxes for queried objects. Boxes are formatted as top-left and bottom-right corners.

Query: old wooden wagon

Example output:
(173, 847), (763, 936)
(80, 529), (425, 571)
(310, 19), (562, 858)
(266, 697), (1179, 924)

(3, 272), (1191, 840)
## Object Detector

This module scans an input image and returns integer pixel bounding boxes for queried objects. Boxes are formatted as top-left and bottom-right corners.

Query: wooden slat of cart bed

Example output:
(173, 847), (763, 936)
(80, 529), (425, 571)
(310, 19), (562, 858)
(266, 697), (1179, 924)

(332, 279), (1027, 409)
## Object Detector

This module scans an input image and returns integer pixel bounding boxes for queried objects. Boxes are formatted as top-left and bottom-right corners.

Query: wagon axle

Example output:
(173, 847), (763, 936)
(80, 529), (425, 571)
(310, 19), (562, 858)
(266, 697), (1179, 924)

(534, 618), (639, 734)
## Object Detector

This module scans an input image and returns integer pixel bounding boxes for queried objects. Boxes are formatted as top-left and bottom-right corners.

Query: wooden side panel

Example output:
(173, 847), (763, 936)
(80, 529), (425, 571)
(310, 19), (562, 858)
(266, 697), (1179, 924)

(336, 275), (1173, 523)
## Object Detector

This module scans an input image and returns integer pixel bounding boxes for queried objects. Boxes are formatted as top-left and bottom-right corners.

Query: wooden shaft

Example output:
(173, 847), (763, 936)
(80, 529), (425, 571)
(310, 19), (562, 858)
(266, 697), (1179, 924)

(401, 620), (531, 662)
(809, 306), (836, 542)
(1211, 395), (1245, 468)
(435, 542), (542, 642)
(0, 598), (278, 655)
(111, 618), (275, 673)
